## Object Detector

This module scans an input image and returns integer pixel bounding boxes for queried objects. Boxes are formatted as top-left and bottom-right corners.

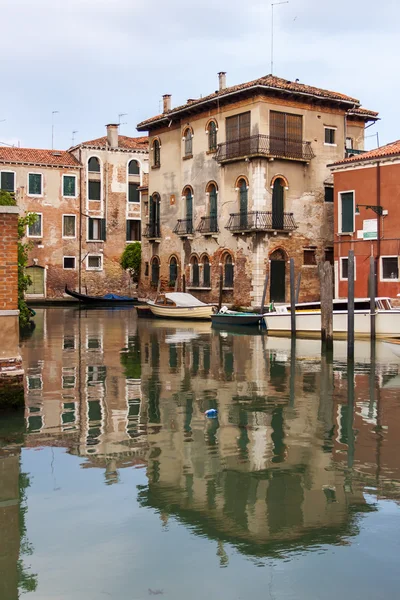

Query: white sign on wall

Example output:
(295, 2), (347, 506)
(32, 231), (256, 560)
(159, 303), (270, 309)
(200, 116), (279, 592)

(363, 219), (378, 240)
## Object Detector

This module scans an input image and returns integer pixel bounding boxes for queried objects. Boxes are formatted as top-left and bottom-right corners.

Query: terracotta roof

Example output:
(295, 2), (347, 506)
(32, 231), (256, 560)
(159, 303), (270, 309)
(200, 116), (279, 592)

(79, 135), (149, 151)
(346, 107), (379, 119)
(331, 140), (400, 167)
(137, 74), (367, 130)
(0, 147), (80, 167)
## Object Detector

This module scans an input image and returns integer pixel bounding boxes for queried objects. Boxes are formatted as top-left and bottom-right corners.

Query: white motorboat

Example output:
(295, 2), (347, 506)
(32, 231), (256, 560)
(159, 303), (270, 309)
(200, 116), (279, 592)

(264, 297), (400, 339)
(147, 292), (215, 320)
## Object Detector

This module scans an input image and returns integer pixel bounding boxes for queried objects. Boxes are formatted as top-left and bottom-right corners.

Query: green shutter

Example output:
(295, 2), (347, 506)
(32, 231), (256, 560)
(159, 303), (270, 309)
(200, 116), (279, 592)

(64, 176), (76, 197)
(88, 218), (94, 240)
(126, 220), (130, 241)
(129, 183), (140, 203)
(341, 192), (354, 232)
(100, 218), (107, 241)
(29, 173), (42, 195)
(89, 180), (101, 201)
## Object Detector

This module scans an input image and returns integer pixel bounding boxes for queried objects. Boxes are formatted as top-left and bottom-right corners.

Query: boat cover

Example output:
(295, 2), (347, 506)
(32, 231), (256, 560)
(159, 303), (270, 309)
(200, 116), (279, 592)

(103, 293), (134, 300)
(164, 293), (208, 307)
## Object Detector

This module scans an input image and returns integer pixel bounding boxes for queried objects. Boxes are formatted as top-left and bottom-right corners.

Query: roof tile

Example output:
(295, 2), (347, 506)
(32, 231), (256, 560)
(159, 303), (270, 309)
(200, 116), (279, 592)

(80, 135), (148, 150)
(331, 140), (400, 166)
(0, 147), (80, 167)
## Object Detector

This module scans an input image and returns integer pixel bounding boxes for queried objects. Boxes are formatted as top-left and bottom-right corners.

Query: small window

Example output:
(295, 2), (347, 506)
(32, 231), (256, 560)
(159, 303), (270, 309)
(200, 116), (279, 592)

(224, 255), (234, 288)
(28, 173), (43, 196)
(0, 171), (15, 192)
(63, 257), (76, 269)
(63, 215), (76, 238)
(63, 175), (76, 197)
(324, 248), (334, 265)
(128, 182), (140, 203)
(87, 255), (102, 270)
(324, 127), (336, 145)
(203, 256), (211, 287)
(28, 214), (42, 238)
(88, 157), (100, 172)
(208, 121), (217, 152)
(126, 220), (141, 242)
(153, 140), (160, 168)
(191, 257), (200, 287)
(324, 186), (334, 203)
(128, 160), (140, 175)
(381, 257), (399, 281)
(340, 191), (354, 233)
(340, 257), (356, 280)
(88, 218), (106, 241)
(303, 248), (316, 266)
(169, 257), (178, 285)
(184, 128), (193, 157)
(345, 137), (353, 150)
(88, 180), (101, 201)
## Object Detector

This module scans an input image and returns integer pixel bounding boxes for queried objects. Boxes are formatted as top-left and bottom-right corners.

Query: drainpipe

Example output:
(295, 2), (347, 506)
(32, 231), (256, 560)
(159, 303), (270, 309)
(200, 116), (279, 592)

(79, 147), (83, 293)
(376, 160), (381, 286)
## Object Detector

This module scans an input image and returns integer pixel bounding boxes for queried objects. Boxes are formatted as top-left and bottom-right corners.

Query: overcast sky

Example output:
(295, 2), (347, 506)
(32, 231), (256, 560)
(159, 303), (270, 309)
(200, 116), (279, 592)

(1, 0), (397, 150)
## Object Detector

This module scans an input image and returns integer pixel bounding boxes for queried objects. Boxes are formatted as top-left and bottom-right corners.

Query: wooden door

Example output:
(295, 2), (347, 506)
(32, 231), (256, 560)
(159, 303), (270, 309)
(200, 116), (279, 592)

(272, 179), (284, 229)
(27, 267), (45, 296)
(270, 260), (286, 303)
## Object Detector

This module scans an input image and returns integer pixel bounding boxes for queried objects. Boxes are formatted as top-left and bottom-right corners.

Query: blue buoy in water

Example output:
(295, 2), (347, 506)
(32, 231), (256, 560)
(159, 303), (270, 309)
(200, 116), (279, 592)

(205, 409), (218, 418)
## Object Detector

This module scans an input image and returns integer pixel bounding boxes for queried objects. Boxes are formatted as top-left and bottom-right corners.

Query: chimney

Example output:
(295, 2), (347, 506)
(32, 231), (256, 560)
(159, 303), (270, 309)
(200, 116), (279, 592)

(218, 72), (226, 91)
(106, 123), (119, 148)
(163, 94), (171, 113)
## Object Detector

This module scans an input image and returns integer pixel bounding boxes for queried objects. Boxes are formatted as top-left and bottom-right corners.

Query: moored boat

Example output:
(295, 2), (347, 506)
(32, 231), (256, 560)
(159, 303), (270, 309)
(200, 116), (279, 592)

(211, 307), (263, 327)
(147, 292), (215, 320)
(65, 286), (144, 305)
(264, 297), (400, 338)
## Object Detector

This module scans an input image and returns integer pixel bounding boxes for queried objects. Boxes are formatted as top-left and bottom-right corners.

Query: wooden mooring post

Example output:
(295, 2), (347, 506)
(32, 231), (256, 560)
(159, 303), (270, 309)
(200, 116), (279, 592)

(182, 274), (186, 293)
(260, 273), (269, 314)
(319, 261), (333, 351)
(347, 250), (355, 361)
(369, 256), (376, 341)
(289, 258), (296, 336)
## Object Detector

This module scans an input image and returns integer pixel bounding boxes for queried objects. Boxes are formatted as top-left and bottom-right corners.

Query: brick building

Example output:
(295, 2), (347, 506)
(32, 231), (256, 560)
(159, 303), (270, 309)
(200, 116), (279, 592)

(330, 140), (400, 300)
(0, 125), (148, 299)
(137, 73), (377, 306)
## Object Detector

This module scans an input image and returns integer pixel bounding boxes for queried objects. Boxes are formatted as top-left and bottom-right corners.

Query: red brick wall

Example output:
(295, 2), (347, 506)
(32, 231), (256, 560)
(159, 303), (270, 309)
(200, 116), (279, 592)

(334, 162), (400, 300)
(0, 211), (18, 311)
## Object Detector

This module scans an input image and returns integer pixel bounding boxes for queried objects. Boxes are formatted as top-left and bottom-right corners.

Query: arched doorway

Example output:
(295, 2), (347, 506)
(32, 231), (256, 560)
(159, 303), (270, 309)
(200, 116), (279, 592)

(272, 178), (284, 230)
(270, 249), (286, 303)
(26, 266), (45, 297)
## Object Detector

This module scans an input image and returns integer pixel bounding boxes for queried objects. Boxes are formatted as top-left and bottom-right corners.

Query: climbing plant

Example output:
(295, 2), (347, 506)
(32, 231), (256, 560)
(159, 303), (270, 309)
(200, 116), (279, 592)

(120, 242), (141, 283)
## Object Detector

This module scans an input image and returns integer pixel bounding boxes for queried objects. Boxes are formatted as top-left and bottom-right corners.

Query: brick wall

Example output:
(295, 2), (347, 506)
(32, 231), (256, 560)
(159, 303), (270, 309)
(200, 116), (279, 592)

(0, 210), (18, 310)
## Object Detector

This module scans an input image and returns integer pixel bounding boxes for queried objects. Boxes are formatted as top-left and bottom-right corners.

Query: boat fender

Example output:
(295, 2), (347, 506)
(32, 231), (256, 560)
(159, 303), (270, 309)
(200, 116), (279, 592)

(205, 409), (218, 418)
(219, 306), (229, 314)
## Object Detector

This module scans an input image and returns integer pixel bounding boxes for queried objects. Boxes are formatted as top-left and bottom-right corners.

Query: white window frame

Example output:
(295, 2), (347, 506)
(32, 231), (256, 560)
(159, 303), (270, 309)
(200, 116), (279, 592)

(340, 256), (357, 281)
(324, 126), (337, 147)
(27, 212), (43, 238)
(63, 256), (76, 270)
(380, 256), (400, 282)
(345, 137), (353, 150)
(338, 190), (355, 234)
(126, 218), (142, 243)
(0, 169), (16, 193)
(27, 172), (43, 197)
(86, 254), (103, 271)
(62, 174), (77, 198)
(62, 214), (76, 239)
(87, 156), (103, 209)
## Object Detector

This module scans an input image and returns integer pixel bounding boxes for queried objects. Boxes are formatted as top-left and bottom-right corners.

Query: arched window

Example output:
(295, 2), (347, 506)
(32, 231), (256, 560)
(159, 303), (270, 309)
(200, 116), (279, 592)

(202, 256), (211, 287)
(184, 187), (193, 233)
(224, 254), (234, 288)
(151, 257), (160, 286)
(272, 178), (285, 230)
(184, 128), (193, 157)
(169, 256), (178, 285)
(149, 193), (161, 238)
(238, 178), (248, 229)
(153, 139), (160, 168)
(128, 160), (140, 175)
(191, 256), (200, 287)
(88, 157), (100, 172)
(207, 182), (218, 233)
(208, 121), (217, 152)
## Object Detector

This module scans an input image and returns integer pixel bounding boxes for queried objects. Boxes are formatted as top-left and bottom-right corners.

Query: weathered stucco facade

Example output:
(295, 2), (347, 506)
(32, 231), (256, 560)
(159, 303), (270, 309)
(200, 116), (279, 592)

(138, 74), (377, 306)
(0, 126), (148, 299)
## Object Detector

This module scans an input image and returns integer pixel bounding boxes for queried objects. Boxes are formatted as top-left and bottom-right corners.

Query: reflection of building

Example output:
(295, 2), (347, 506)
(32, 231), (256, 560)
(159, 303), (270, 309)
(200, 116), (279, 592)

(137, 73), (377, 306)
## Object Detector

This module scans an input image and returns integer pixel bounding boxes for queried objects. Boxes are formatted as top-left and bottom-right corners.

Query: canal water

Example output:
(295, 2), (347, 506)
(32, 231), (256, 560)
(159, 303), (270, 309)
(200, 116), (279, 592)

(1, 308), (400, 600)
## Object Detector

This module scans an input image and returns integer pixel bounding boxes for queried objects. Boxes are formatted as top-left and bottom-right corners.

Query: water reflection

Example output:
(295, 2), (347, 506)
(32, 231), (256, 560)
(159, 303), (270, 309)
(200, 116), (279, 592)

(1, 308), (400, 597)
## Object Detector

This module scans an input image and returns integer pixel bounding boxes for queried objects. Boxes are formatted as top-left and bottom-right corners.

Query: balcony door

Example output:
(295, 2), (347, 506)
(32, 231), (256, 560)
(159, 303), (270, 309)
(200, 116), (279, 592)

(239, 179), (248, 229)
(270, 111), (302, 158)
(149, 194), (160, 237)
(226, 112), (251, 158)
(185, 189), (193, 233)
(270, 249), (286, 303)
(272, 178), (284, 230)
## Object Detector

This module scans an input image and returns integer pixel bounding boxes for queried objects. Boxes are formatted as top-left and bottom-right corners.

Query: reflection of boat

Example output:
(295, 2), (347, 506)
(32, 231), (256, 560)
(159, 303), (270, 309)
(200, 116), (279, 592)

(384, 340), (400, 359)
(147, 293), (215, 320)
(214, 324), (265, 336)
(264, 298), (400, 338)
(135, 305), (155, 318)
(143, 319), (212, 335)
(65, 286), (143, 305)
(212, 307), (263, 327)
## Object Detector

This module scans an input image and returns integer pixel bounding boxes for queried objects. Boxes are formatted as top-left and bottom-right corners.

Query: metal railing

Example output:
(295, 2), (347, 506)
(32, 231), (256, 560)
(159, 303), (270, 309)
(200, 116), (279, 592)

(196, 216), (219, 234)
(173, 218), (194, 236)
(216, 134), (314, 163)
(144, 223), (161, 238)
(225, 211), (297, 233)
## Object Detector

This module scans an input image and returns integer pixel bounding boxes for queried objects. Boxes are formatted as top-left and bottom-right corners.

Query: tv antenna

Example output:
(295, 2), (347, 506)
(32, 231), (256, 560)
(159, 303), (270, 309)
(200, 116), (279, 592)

(51, 110), (59, 149)
(271, 1), (289, 74)
(118, 113), (128, 128)
(72, 130), (78, 145)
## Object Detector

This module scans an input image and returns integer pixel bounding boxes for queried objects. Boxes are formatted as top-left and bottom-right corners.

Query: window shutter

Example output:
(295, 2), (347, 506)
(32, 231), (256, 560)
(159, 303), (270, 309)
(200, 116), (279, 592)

(88, 218), (94, 240)
(101, 218), (107, 241)
(126, 220), (130, 241)
(341, 193), (354, 232)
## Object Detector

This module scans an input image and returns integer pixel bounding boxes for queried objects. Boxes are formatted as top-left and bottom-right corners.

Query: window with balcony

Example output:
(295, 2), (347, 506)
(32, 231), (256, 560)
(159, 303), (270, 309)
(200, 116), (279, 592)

(239, 178), (248, 229)
(270, 111), (303, 157)
(198, 182), (218, 234)
(174, 187), (194, 236)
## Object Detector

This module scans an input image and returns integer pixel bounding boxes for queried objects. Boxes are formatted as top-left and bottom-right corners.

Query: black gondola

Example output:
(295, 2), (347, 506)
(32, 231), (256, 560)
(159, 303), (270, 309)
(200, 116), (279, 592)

(65, 286), (145, 306)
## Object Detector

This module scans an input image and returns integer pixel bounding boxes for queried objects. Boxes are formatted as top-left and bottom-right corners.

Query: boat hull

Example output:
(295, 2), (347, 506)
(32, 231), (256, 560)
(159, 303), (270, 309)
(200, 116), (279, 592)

(65, 286), (142, 305)
(264, 310), (400, 338)
(211, 314), (262, 326)
(147, 304), (214, 320)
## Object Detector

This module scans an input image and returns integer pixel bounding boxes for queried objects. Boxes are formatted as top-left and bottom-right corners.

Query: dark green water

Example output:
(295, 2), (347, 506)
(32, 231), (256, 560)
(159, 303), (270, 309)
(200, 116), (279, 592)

(1, 308), (400, 600)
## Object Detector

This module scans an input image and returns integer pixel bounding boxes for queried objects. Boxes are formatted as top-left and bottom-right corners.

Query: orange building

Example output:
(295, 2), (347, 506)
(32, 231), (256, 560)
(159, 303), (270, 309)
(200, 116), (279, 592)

(330, 140), (400, 301)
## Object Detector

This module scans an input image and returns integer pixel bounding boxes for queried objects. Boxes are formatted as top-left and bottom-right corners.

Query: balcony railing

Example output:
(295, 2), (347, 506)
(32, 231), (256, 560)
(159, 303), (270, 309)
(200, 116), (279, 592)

(226, 211), (297, 233)
(216, 134), (314, 163)
(173, 218), (194, 236)
(144, 223), (161, 239)
(196, 216), (219, 234)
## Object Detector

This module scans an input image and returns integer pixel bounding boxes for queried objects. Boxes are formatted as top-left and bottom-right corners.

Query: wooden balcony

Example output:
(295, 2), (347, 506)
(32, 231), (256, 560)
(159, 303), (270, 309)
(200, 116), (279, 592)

(225, 211), (297, 234)
(215, 134), (314, 164)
